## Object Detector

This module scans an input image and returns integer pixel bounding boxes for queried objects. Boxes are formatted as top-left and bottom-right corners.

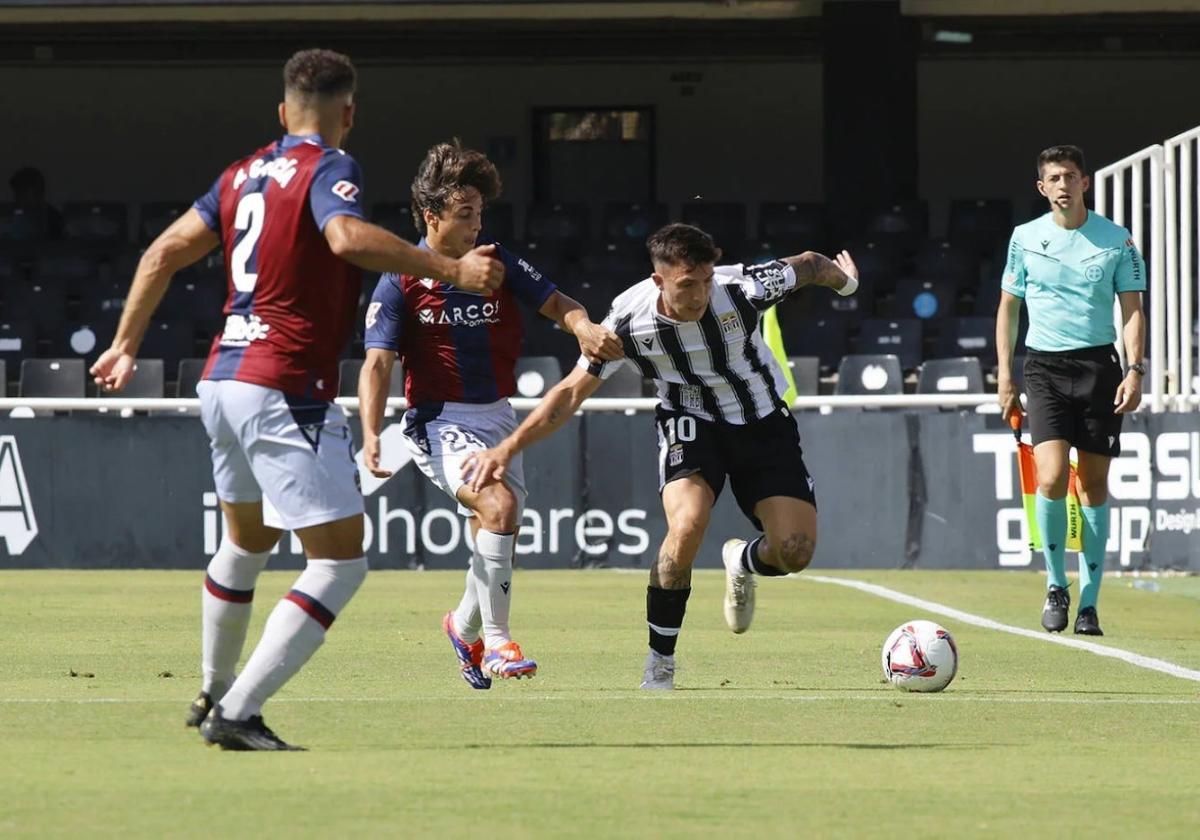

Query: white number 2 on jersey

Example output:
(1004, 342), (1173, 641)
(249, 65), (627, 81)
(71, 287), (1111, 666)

(230, 192), (265, 292)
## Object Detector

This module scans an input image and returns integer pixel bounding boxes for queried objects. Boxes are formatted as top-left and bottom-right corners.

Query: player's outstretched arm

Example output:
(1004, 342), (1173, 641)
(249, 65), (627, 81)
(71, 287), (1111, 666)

(91, 208), (219, 392)
(537, 291), (623, 362)
(995, 290), (1024, 420)
(323, 216), (503, 294)
(462, 365), (604, 492)
(358, 348), (397, 477)
(783, 250), (858, 296)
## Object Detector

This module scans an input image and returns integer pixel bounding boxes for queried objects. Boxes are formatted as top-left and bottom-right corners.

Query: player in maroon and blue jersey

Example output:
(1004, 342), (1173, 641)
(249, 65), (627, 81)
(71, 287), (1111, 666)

(358, 140), (622, 687)
(90, 50), (504, 750)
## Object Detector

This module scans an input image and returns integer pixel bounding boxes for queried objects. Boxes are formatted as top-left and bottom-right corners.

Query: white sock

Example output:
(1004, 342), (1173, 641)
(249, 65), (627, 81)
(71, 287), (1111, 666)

(202, 539), (271, 700)
(219, 557), (367, 721)
(474, 530), (515, 649)
(452, 548), (483, 643)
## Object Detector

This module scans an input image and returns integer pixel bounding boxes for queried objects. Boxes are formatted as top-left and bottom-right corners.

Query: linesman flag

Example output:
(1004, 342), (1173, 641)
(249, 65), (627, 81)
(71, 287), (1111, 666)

(762, 305), (797, 405)
(1009, 412), (1084, 552)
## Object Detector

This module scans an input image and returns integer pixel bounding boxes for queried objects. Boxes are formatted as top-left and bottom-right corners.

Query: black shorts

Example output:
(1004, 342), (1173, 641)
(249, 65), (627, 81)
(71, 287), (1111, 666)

(655, 405), (817, 531)
(1024, 345), (1124, 456)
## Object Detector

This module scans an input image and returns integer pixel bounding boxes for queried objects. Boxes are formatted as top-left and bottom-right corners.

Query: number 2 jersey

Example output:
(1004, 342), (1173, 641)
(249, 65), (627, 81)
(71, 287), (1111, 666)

(193, 133), (366, 401)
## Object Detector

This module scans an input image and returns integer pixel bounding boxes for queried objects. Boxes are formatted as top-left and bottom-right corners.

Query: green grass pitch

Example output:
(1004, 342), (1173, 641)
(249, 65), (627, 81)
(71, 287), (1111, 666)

(1, 569), (1198, 838)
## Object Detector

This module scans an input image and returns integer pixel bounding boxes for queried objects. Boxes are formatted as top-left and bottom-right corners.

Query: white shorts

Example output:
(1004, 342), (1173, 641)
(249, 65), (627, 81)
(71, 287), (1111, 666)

(198, 379), (364, 531)
(400, 399), (527, 517)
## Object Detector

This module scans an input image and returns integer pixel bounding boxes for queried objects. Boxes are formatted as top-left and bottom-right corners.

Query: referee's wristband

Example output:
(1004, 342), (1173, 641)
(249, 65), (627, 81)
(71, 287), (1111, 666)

(837, 274), (859, 297)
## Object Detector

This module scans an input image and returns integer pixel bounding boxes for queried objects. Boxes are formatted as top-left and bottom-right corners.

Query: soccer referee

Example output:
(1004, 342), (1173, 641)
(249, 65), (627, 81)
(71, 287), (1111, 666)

(996, 144), (1146, 637)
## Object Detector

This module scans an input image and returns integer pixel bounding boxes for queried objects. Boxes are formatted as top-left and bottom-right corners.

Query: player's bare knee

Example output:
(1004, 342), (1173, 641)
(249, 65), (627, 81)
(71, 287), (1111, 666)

(767, 532), (815, 573)
(474, 485), (519, 533)
(1036, 473), (1068, 498)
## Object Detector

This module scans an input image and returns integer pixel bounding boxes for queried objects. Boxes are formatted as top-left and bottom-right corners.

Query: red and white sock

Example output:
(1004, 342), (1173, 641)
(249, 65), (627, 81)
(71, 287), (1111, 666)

(201, 539), (271, 701)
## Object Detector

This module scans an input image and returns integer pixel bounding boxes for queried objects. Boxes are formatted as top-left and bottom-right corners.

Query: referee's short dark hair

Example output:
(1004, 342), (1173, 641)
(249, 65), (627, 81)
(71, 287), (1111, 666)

(283, 48), (357, 100)
(1037, 145), (1087, 178)
(647, 223), (719, 268)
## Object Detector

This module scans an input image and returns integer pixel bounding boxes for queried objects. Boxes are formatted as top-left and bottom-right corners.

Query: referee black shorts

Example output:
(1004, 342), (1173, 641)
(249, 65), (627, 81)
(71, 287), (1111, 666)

(655, 405), (817, 531)
(1024, 345), (1124, 457)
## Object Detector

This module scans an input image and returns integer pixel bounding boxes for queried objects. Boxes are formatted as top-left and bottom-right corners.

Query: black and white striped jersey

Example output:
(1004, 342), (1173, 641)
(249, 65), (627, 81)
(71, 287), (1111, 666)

(582, 260), (798, 425)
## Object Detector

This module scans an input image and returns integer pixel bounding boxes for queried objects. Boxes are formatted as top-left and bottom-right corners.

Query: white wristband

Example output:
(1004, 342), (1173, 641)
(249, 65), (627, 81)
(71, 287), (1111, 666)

(837, 274), (859, 297)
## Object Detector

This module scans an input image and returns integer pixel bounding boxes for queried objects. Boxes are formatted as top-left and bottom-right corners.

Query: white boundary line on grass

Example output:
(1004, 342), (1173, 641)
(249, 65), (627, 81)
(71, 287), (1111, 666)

(805, 575), (1200, 684)
(1, 695), (1198, 705)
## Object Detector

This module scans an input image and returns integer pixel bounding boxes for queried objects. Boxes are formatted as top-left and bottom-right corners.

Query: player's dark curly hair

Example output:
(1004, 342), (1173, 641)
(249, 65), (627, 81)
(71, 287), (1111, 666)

(410, 139), (502, 235)
(283, 48), (357, 99)
(647, 223), (720, 268)
(1037, 145), (1087, 178)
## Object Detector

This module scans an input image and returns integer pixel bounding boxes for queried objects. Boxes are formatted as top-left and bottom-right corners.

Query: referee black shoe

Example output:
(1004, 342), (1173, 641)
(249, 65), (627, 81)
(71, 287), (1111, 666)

(200, 708), (306, 751)
(1041, 585), (1070, 633)
(185, 691), (213, 728)
(1074, 606), (1104, 636)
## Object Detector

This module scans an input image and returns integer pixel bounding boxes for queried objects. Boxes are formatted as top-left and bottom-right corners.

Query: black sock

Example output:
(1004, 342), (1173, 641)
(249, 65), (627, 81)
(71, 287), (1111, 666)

(740, 537), (788, 576)
(646, 586), (691, 656)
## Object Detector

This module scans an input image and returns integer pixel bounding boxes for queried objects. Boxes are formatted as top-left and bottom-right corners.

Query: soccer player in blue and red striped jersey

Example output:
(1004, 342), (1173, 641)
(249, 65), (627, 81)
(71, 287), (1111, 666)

(90, 50), (504, 750)
(359, 140), (622, 687)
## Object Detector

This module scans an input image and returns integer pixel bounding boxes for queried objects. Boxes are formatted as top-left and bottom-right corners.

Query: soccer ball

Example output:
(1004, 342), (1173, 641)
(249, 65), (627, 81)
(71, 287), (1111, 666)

(881, 620), (958, 693)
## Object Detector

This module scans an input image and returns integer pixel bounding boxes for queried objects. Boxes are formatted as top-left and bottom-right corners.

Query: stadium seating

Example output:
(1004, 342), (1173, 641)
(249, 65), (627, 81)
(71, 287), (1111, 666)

(681, 201), (747, 254)
(601, 201), (668, 243)
(786, 355), (820, 397)
(916, 357), (984, 395)
(865, 200), (928, 252)
(175, 358), (207, 397)
(481, 201), (515, 244)
(112, 358), (166, 398)
(62, 202), (128, 247)
(21, 358), (86, 397)
(936, 316), (996, 362)
(514, 356), (562, 397)
(49, 320), (117, 361)
(139, 202), (190, 245)
(525, 203), (590, 257)
(890, 277), (955, 321)
(370, 202), (420, 242)
(758, 202), (827, 254)
(785, 315), (849, 374)
(0, 321), (36, 369)
(835, 354), (903, 395)
(948, 198), (1013, 256)
(914, 239), (979, 292)
(337, 358), (405, 398)
(856, 318), (922, 370)
(139, 320), (200, 371)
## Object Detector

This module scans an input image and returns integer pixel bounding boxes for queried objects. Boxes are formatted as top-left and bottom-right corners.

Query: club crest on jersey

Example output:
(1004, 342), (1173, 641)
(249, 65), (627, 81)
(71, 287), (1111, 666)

(680, 385), (703, 412)
(718, 310), (742, 337)
(331, 180), (359, 203)
(232, 156), (299, 191)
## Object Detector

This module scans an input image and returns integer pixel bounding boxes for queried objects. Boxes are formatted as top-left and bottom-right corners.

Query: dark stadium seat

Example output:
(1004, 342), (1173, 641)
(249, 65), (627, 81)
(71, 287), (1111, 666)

(914, 239), (979, 292)
(601, 201), (668, 242)
(758, 202), (827, 253)
(175, 358), (207, 397)
(20, 358), (86, 397)
(786, 355), (820, 397)
(525, 203), (590, 255)
(33, 251), (97, 284)
(917, 357), (984, 395)
(784, 315), (849, 374)
(514, 356), (563, 397)
(681, 201), (747, 253)
(139, 202), (190, 244)
(0, 360), (5, 397)
(835, 354), (904, 396)
(8, 278), (70, 334)
(578, 241), (648, 292)
(808, 273), (875, 325)
(865, 200), (927, 251)
(512, 240), (568, 279)
(937, 316), (996, 362)
(844, 238), (904, 295)
(948, 198), (1014, 256)
(62, 202), (128, 246)
(595, 363), (646, 398)
(891, 277), (955, 320)
(158, 278), (226, 321)
(371, 202), (420, 242)
(338, 357), (405, 398)
(481, 201), (515, 244)
(0, 321), (36, 368)
(856, 318), (922, 370)
(111, 358), (165, 398)
(139, 320), (199, 371)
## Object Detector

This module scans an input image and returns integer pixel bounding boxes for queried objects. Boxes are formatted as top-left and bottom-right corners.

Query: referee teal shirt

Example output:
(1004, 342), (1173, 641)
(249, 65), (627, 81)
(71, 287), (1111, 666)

(1001, 211), (1146, 352)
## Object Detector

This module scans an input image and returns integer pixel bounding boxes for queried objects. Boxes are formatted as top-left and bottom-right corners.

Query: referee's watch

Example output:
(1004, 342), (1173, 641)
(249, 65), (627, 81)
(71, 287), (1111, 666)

(1126, 362), (1146, 377)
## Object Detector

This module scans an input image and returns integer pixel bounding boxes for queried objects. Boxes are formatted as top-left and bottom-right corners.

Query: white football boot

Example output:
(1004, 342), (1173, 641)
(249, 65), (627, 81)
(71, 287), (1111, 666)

(639, 650), (676, 690)
(721, 538), (756, 634)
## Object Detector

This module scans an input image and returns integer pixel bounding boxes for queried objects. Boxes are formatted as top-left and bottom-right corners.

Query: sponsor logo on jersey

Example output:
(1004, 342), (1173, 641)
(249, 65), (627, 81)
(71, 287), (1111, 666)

(416, 300), (503, 328)
(746, 261), (788, 300)
(220, 313), (271, 346)
(232, 156), (299, 191)
(0, 436), (38, 555)
(365, 301), (382, 329)
(517, 257), (542, 282)
(332, 180), (359, 202)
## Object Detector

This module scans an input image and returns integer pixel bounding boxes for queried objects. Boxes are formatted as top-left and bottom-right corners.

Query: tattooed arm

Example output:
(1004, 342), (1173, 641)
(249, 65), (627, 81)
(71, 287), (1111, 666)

(462, 364), (604, 492)
(781, 250), (859, 295)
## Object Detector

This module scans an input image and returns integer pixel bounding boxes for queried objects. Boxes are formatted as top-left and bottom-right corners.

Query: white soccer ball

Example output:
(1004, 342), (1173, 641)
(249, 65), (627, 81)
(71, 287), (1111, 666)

(881, 620), (958, 693)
